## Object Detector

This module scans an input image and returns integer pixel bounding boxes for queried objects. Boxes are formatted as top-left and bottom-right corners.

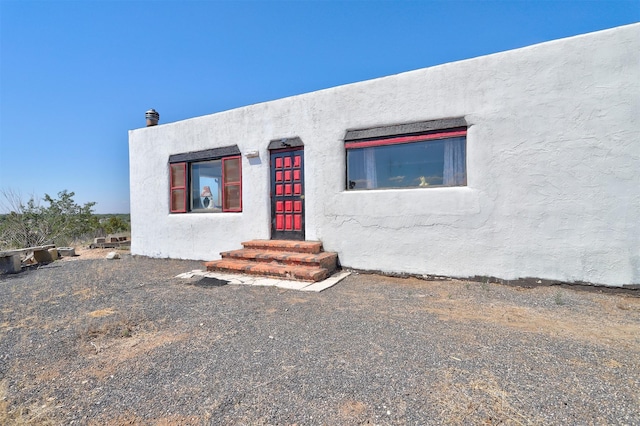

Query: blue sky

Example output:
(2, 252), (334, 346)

(1, 0), (638, 213)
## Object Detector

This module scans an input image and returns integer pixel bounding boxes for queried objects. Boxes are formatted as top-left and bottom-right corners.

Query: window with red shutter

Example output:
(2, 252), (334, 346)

(168, 146), (242, 213)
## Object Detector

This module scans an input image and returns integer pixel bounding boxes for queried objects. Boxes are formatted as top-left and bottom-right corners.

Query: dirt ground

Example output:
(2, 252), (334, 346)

(1, 252), (639, 425)
(58, 246), (130, 261)
(59, 248), (640, 348)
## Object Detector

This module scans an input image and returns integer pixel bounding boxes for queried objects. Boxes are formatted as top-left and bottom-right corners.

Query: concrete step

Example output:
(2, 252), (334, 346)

(220, 249), (338, 270)
(204, 258), (330, 282)
(241, 239), (323, 254)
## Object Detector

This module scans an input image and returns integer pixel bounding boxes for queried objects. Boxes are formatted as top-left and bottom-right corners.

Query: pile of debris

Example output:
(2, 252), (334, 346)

(1, 234), (131, 274)
(0, 245), (76, 274)
(90, 234), (130, 249)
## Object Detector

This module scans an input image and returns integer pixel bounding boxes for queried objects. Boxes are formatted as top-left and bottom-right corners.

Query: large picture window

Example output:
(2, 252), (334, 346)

(169, 145), (242, 213)
(345, 119), (467, 190)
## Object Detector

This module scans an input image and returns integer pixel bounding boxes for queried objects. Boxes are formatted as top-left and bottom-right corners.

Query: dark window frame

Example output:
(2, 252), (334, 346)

(345, 118), (467, 191)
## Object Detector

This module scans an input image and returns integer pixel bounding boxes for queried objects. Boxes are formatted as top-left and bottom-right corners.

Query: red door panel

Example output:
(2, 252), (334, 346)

(271, 148), (304, 240)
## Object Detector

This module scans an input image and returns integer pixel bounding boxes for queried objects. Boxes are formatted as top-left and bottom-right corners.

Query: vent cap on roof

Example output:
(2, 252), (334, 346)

(145, 109), (159, 127)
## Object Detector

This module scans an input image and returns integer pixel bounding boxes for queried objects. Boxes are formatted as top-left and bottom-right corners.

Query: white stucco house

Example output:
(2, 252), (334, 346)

(129, 23), (639, 288)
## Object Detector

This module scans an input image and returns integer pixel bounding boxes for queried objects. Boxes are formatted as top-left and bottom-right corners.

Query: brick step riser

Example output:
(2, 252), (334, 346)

(207, 267), (329, 282)
(205, 261), (329, 282)
(241, 246), (322, 254)
(220, 252), (337, 270)
(242, 240), (323, 254)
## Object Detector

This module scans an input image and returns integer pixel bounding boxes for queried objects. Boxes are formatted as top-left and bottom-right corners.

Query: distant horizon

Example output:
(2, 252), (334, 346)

(2, 1), (638, 214)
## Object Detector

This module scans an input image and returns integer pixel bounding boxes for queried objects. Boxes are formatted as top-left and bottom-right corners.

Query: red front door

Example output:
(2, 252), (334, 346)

(271, 148), (305, 240)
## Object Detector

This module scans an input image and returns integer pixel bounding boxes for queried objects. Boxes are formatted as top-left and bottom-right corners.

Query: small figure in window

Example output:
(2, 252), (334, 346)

(201, 186), (213, 208)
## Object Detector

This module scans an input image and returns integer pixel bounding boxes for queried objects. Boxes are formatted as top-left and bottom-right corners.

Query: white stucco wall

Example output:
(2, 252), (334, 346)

(129, 24), (640, 287)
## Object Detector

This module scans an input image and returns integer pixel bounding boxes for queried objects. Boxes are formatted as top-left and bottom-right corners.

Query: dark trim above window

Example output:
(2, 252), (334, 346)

(344, 117), (467, 142)
(169, 145), (241, 164)
(268, 137), (304, 151)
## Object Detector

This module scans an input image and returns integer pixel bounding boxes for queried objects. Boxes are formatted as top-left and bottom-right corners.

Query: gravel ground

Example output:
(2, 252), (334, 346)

(1, 253), (639, 425)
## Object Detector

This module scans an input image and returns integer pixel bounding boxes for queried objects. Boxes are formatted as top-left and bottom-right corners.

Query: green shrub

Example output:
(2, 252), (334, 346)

(0, 190), (98, 249)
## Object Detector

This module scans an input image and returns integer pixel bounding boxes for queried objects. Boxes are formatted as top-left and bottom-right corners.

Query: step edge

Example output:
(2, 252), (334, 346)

(221, 249), (337, 262)
(241, 240), (324, 253)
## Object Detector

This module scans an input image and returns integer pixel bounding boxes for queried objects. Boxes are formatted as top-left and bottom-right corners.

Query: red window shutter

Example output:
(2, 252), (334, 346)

(222, 156), (242, 212)
(170, 162), (187, 213)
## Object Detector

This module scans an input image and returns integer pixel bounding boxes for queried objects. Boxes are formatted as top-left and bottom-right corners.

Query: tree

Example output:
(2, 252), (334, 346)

(102, 216), (130, 235)
(0, 189), (98, 249)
